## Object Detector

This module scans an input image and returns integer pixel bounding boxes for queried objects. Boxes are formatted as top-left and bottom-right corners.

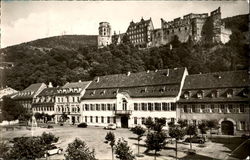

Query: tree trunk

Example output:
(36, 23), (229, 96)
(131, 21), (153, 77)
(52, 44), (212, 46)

(175, 139), (178, 160)
(112, 147), (114, 160)
(138, 139), (140, 155)
(154, 150), (157, 160)
(190, 135), (192, 149)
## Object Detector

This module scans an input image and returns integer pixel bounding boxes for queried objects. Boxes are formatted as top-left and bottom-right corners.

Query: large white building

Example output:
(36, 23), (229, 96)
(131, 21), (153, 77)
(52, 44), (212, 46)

(81, 68), (188, 128)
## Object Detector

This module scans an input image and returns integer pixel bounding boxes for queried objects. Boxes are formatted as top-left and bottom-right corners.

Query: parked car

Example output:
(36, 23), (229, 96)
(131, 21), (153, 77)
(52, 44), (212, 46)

(185, 135), (206, 144)
(77, 123), (88, 128)
(44, 145), (63, 157)
(104, 124), (116, 130)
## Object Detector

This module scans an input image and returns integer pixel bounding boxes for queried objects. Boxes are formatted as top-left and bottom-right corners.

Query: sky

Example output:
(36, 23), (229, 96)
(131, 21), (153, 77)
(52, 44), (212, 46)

(1, 1), (249, 48)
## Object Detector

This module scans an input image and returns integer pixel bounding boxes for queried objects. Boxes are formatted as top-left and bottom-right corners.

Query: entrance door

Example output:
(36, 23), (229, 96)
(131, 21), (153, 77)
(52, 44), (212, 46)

(72, 116), (75, 125)
(221, 121), (234, 135)
(121, 116), (128, 128)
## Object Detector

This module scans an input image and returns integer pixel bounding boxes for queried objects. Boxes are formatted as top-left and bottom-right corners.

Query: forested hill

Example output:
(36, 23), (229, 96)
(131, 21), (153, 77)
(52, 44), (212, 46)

(0, 14), (248, 90)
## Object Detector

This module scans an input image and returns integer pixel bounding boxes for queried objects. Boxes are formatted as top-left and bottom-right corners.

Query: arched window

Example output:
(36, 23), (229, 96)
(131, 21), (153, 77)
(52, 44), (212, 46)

(122, 99), (127, 110)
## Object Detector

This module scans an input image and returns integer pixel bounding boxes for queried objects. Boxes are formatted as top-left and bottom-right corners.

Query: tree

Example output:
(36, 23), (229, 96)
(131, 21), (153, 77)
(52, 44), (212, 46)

(144, 117), (154, 132)
(198, 122), (208, 138)
(169, 125), (186, 159)
(1, 97), (25, 123)
(105, 132), (115, 160)
(206, 120), (219, 138)
(60, 112), (69, 124)
(131, 126), (146, 156)
(186, 125), (197, 149)
(0, 141), (10, 160)
(153, 118), (166, 132)
(145, 131), (167, 160)
(115, 138), (135, 160)
(41, 132), (59, 146)
(65, 138), (96, 160)
(177, 119), (188, 129)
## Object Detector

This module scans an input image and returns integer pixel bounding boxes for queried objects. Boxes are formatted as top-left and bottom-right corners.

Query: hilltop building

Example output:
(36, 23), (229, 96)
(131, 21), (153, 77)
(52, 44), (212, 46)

(126, 18), (154, 48)
(13, 83), (47, 112)
(54, 81), (91, 124)
(178, 70), (249, 135)
(97, 22), (112, 48)
(152, 7), (231, 46)
(81, 68), (188, 128)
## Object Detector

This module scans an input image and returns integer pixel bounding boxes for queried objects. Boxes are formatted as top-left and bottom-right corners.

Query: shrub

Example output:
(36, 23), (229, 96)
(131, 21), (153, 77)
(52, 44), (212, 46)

(47, 125), (53, 129)
(77, 123), (88, 128)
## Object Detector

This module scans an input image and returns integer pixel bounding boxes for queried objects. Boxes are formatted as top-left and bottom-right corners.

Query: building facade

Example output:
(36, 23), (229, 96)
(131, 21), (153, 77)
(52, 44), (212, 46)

(178, 70), (249, 135)
(126, 18), (154, 48)
(97, 22), (112, 48)
(81, 68), (188, 128)
(152, 7), (231, 46)
(32, 83), (58, 120)
(13, 83), (47, 112)
(55, 81), (91, 124)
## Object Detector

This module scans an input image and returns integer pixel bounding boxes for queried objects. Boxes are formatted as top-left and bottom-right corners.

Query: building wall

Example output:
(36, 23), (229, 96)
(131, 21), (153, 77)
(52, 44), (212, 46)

(178, 102), (250, 134)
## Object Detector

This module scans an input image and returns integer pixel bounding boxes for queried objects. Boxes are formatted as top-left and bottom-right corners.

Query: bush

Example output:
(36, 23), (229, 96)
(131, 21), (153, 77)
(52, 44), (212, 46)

(78, 123), (88, 128)
(47, 125), (53, 129)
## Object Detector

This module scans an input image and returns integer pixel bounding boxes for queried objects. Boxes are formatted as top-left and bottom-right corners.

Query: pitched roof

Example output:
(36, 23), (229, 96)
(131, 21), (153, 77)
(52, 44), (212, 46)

(182, 70), (249, 90)
(13, 83), (46, 99)
(37, 87), (58, 97)
(179, 70), (249, 102)
(62, 81), (92, 89)
(83, 68), (186, 99)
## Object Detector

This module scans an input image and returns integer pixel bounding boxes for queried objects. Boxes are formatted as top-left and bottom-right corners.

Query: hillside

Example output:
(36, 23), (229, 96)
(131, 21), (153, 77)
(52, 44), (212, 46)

(0, 14), (248, 90)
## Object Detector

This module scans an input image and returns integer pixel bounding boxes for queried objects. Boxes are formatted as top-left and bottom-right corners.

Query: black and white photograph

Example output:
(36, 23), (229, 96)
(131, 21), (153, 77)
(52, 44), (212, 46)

(0, 1), (249, 160)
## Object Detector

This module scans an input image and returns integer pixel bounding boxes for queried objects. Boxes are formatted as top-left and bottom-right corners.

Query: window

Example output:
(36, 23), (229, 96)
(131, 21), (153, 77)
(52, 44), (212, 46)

(107, 117), (110, 123)
(193, 120), (197, 125)
(240, 104), (244, 113)
(72, 97), (75, 102)
(142, 117), (145, 124)
(162, 103), (169, 111)
(101, 116), (104, 123)
(113, 104), (116, 110)
(197, 91), (203, 99)
(155, 103), (161, 111)
(85, 104), (89, 111)
(113, 117), (116, 123)
(171, 118), (175, 123)
(90, 104), (95, 110)
(96, 116), (98, 123)
(122, 99), (127, 110)
(171, 103), (176, 111)
(134, 117), (137, 124)
(101, 104), (106, 111)
(148, 103), (153, 111)
(85, 116), (87, 122)
(191, 105), (196, 113)
(90, 116), (93, 123)
(184, 105), (188, 113)
(201, 105), (205, 110)
(228, 104), (233, 113)
(184, 92), (190, 99)
(142, 103), (147, 111)
(240, 121), (245, 130)
(211, 104), (215, 112)
(96, 104), (100, 111)
(134, 103), (138, 111)
(107, 104), (111, 110)
(220, 104), (225, 113)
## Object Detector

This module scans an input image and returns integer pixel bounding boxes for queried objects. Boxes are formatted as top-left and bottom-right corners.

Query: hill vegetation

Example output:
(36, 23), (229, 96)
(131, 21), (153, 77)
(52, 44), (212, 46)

(0, 14), (248, 90)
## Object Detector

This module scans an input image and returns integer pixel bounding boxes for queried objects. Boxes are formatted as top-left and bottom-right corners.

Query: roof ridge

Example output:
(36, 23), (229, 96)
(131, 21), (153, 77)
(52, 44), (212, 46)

(188, 70), (247, 77)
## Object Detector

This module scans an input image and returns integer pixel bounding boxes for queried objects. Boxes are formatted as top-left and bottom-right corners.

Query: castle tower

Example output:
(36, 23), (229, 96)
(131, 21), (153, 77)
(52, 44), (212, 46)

(98, 22), (112, 48)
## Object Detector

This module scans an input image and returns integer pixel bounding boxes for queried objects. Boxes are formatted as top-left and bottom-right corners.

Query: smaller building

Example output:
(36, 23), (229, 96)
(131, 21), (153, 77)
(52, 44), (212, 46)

(178, 70), (249, 135)
(13, 83), (47, 112)
(0, 87), (18, 102)
(126, 17), (154, 48)
(55, 81), (92, 124)
(32, 83), (58, 122)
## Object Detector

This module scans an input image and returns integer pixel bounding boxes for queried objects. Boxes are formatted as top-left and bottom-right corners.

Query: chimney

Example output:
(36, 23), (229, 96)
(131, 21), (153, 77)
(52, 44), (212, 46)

(48, 82), (53, 88)
(127, 71), (131, 76)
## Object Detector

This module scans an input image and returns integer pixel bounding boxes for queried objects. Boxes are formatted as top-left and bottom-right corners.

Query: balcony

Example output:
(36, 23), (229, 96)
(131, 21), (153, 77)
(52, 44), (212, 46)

(115, 110), (132, 115)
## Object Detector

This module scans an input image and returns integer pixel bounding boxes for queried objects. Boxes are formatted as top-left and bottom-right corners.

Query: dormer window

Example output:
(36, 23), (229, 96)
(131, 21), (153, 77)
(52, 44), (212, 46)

(100, 90), (106, 95)
(227, 89), (233, 98)
(197, 90), (203, 99)
(141, 88), (147, 93)
(211, 90), (219, 98)
(90, 90), (95, 96)
(184, 91), (190, 99)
